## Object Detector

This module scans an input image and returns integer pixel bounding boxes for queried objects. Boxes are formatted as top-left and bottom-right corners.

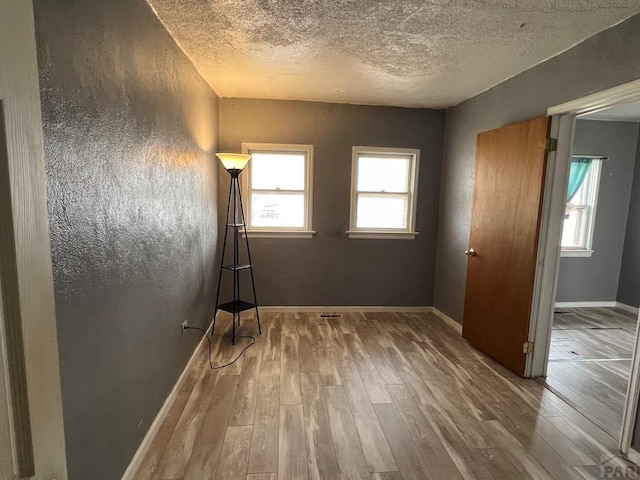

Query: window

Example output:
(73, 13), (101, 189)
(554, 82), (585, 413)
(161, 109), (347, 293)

(241, 143), (314, 238)
(348, 146), (420, 239)
(561, 156), (603, 257)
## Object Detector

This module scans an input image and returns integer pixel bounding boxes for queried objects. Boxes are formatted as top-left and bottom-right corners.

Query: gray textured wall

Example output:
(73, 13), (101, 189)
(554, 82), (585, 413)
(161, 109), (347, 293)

(555, 120), (639, 303)
(618, 131), (640, 308)
(33, 0), (220, 478)
(434, 13), (640, 324)
(218, 98), (444, 306)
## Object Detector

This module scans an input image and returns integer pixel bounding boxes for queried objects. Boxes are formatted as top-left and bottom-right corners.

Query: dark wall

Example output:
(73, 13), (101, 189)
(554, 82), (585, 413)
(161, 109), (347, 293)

(33, 0), (220, 478)
(219, 98), (444, 306)
(434, 13), (640, 323)
(556, 120), (639, 303)
(618, 130), (640, 308)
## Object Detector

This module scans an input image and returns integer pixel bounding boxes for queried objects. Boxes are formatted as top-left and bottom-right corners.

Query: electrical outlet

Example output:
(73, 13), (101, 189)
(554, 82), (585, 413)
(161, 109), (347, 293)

(181, 320), (188, 333)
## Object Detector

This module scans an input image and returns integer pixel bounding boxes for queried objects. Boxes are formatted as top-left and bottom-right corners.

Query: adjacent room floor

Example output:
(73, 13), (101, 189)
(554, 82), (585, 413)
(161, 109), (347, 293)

(546, 307), (638, 440)
(135, 311), (636, 480)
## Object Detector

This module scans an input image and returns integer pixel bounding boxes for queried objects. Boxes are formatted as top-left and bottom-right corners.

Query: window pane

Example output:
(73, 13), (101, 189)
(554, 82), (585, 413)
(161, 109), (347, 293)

(561, 161), (596, 249)
(251, 192), (305, 228)
(356, 194), (408, 229)
(561, 207), (585, 248)
(357, 155), (410, 193)
(250, 152), (305, 190)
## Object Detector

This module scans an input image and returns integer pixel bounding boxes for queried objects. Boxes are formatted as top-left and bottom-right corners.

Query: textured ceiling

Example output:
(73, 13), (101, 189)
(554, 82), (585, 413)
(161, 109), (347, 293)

(147, 0), (640, 108)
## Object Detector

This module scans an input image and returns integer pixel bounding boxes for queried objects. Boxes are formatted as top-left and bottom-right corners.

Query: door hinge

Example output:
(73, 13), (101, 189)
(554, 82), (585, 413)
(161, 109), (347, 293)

(546, 137), (558, 152)
(523, 341), (534, 354)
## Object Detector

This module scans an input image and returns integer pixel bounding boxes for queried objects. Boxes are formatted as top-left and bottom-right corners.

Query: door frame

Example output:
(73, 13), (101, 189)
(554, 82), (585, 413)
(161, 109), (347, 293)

(1, 0), (68, 477)
(529, 78), (640, 455)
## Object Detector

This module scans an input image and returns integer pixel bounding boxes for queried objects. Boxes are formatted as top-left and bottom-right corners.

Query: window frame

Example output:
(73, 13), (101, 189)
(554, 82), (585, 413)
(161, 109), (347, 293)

(347, 146), (420, 240)
(560, 157), (603, 257)
(241, 143), (315, 238)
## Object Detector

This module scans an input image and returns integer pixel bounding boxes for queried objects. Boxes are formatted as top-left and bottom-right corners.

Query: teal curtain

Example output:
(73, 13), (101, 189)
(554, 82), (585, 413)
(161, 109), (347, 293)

(567, 157), (592, 202)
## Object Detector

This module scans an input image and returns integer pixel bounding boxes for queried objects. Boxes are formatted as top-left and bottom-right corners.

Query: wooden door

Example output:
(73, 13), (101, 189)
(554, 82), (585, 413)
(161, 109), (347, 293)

(462, 116), (551, 376)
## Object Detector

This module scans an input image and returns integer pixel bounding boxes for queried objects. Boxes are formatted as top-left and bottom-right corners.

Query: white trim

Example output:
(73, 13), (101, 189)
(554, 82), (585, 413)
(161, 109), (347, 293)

(554, 301), (617, 308)
(256, 306), (433, 313)
(121, 317), (213, 480)
(560, 249), (593, 257)
(349, 146), (420, 235)
(346, 230), (418, 240)
(526, 117), (558, 377)
(1, 2), (67, 476)
(621, 310), (640, 454)
(431, 308), (463, 334)
(243, 230), (316, 239)
(626, 447), (640, 466)
(617, 303), (640, 315)
(547, 79), (640, 116)
(529, 114), (574, 378)
(241, 143), (314, 234)
(551, 302), (639, 315)
(584, 159), (602, 251)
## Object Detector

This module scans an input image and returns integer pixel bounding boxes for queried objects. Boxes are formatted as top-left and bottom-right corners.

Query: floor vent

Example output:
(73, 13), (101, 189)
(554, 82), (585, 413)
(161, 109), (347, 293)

(319, 313), (343, 318)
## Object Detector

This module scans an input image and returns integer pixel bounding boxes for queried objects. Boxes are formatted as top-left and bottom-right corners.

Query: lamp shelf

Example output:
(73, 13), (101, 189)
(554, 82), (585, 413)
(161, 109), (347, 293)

(227, 223), (245, 227)
(217, 300), (257, 314)
(222, 263), (252, 271)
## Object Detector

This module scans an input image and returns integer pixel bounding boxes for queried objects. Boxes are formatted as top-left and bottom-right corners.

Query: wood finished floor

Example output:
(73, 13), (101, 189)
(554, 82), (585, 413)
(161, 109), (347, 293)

(546, 307), (637, 440)
(134, 311), (638, 480)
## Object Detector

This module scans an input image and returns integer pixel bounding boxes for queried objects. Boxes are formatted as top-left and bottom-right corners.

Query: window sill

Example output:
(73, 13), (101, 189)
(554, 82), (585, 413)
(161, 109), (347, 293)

(242, 230), (316, 239)
(561, 249), (593, 258)
(346, 231), (419, 240)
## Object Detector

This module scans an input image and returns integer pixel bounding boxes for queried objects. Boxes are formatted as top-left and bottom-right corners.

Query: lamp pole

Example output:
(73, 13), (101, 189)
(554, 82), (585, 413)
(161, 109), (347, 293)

(212, 154), (261, 344)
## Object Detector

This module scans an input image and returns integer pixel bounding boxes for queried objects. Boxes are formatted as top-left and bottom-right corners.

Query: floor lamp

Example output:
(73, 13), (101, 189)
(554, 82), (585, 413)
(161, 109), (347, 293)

(213, 153), (261, 344)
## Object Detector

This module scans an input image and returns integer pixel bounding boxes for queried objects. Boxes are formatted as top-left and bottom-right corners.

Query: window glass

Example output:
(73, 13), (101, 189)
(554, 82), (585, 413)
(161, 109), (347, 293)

(251, 192), (305, 228)
(349, 147), (420, 235)
(561, 158), (602, 250)
(242, 144), (313, 233)
(357, 155), (410, 193)
(251, 152), (305, 191)
(356, 194), (408, 229)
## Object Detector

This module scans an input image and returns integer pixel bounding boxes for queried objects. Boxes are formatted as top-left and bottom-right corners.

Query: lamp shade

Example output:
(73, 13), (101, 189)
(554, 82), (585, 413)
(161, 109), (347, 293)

(216, 153), (251, 171)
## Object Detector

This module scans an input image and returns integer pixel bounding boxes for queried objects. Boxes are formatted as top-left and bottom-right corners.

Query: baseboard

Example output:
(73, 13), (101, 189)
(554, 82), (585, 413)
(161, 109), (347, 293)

(256, 305), (434, 313)
(121, 316), (214, 480)
(553, 301), (640, 316)
(554, 301), (617, 308)
(616, 302), (640, 316)
(431, 307), (463, 334)
(626, 447), (640, 468)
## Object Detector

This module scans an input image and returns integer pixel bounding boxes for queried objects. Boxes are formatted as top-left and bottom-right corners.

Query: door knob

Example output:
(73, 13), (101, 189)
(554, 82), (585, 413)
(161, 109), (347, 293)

(464, 248), (476, 256)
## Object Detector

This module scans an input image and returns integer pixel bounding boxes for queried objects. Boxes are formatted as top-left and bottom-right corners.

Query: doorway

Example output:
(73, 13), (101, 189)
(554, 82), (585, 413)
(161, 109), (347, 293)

(530, 79), (640, 457)
(544, 109), (640, 440)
